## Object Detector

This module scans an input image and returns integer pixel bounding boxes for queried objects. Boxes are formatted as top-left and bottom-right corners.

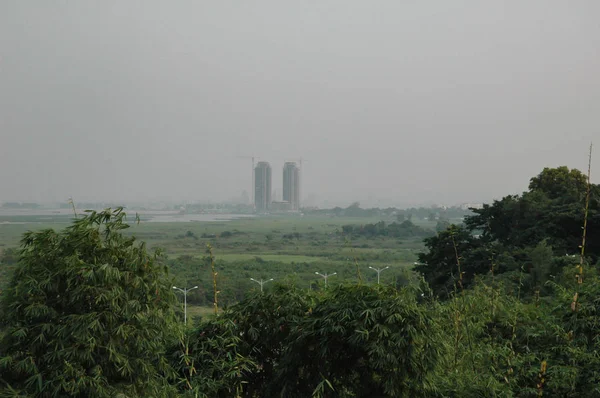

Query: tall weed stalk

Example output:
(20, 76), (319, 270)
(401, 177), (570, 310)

(572, 143), (592, 311)
(451, 229), (476, 373)
(207, 244), (219, 315)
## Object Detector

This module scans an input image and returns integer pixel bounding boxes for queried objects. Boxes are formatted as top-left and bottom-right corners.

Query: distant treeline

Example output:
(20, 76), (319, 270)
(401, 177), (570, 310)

(340, 220), (434, 239)
(303, 202), (474, 219)
(176, 203), (254, 213)
(58, 202), (126, 209)
(1, 202), (40, 209)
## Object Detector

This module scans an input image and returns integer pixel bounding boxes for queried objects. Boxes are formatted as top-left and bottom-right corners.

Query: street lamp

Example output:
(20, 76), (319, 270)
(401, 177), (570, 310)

(250, 278), (274, 293)
(315, 271), (337, 287)
(368, 266), (389, 285)
(173, 285), (198, 324)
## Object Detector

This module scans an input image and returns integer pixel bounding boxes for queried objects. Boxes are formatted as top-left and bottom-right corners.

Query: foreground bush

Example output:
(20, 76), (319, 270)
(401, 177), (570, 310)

(0, 209), (179, 397)
(178, 284), (437, 397)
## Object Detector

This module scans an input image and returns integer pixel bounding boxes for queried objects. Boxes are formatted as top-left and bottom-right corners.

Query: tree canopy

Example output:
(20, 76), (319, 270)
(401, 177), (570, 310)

(418, 166), (599, 298)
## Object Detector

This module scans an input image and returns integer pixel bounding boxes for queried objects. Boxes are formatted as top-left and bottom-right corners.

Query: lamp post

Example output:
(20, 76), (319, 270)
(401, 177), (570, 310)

(250, 278), (274, 293)
(173, 285), (198, 324)
(315, 271), (337, 287)
(368, 266), (389, 285)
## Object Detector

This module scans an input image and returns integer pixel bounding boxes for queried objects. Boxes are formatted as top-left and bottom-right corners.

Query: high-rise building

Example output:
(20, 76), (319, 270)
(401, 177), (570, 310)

(254, 161), (272, 211)
(282, 162), (300, 211)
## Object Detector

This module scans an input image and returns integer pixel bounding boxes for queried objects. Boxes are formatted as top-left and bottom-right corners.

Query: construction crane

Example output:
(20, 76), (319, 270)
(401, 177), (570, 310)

(284, 158), (305, 179)
(285, 157), (305, 171)
(236, 155), (258, 209)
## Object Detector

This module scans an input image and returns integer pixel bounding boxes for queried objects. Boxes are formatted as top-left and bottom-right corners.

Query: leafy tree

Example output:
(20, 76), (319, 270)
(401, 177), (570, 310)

(528, 240), (554, 293)
(421, 166), (600, 298)
(529, 166), (589, 200)
(184, 230), (197, 239)
(171, 284), (311, 397)
(275, 285), (437, 397)
(170, 318), (257, 397)
(179, 284), (438, 397)
(225, 285), (312, 397)
(0, 209), (179, 397)
(547, 267), (600, 396)
(416, 225), (486, 297)
(465, 167), (599, 259)
(435, 219), (451, 233)
(425, 279), (578, 397)
(464, 194), (522, 244)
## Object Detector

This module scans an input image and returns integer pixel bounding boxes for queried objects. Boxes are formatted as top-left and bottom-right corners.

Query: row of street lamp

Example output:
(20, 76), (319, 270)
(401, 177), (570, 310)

(174, 266), (392, 323)
(251, 266), (390, 290)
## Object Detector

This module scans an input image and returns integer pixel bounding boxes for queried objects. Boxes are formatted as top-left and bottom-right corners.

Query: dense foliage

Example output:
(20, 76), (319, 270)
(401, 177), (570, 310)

(304, 203), (473, 220)
(417, 166), (599, 297)
(0, 209), (179, 397)
(174, 284), (436, 397)
(340, 220), (433, 239)
(0, 165), (599, 397)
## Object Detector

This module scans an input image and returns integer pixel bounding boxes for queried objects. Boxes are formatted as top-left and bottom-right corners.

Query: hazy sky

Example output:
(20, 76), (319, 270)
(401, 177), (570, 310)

(1, 1), (598, 207)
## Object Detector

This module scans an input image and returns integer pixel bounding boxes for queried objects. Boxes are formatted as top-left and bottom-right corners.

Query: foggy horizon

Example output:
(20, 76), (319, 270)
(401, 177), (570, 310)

(1, 2), (598, 208)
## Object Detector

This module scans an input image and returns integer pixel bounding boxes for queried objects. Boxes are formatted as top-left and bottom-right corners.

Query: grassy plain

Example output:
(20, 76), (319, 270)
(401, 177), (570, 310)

(1, 213), (442, 315)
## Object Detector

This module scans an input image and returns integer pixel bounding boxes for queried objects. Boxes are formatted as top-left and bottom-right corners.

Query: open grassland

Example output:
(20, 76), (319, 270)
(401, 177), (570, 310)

(123, 215), (434, 260)
(1, 213), (436, 304)
(0, 222), (71, 248)
(215, 253), (322, 263)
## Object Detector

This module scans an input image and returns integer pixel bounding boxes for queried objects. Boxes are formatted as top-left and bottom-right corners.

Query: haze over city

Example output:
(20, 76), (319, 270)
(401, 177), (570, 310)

(1, 1), (598, 207)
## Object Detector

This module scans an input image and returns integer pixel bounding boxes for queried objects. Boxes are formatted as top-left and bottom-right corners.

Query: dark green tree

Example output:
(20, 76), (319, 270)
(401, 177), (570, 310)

(528, 166), (589, 200)
(172, 284), (310, 397)
(419, 166), (599, 298)
(465, 167), (599, 259)
(528, 240), (554, 293)
(435, 219), (451, 233)
(170, 318), (257, 397)
(275, 285), (437, 397)
(225, 285), (312, 397)
(416, 225), (487, 297)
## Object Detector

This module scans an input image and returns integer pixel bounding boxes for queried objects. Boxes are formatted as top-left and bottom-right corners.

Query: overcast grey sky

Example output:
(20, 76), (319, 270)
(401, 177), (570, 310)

(1, 1), (598, 207)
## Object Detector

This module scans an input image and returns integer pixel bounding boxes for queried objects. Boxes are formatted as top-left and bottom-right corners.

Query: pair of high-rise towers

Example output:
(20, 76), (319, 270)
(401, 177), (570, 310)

(254, 161), (300, 212)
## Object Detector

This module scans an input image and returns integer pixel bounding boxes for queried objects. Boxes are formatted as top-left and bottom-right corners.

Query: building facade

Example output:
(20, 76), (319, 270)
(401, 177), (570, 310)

(254, 161), (272, 211)
(282, 162), (300, 211)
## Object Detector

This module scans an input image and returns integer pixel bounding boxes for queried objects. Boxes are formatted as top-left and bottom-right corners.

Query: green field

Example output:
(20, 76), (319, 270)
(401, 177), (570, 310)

(215, 253), (321, 263)
(1, 213), (437, 307)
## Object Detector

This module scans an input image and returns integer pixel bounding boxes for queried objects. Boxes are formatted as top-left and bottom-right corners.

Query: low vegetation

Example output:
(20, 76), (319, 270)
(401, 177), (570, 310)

(0, 165), (598, 397)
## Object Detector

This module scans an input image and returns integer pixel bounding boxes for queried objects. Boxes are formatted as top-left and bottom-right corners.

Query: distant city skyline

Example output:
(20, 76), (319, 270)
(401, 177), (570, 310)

(282, 162), (300, 211)
(252, 160), (302, 212)
(254, 161), (272, 211)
